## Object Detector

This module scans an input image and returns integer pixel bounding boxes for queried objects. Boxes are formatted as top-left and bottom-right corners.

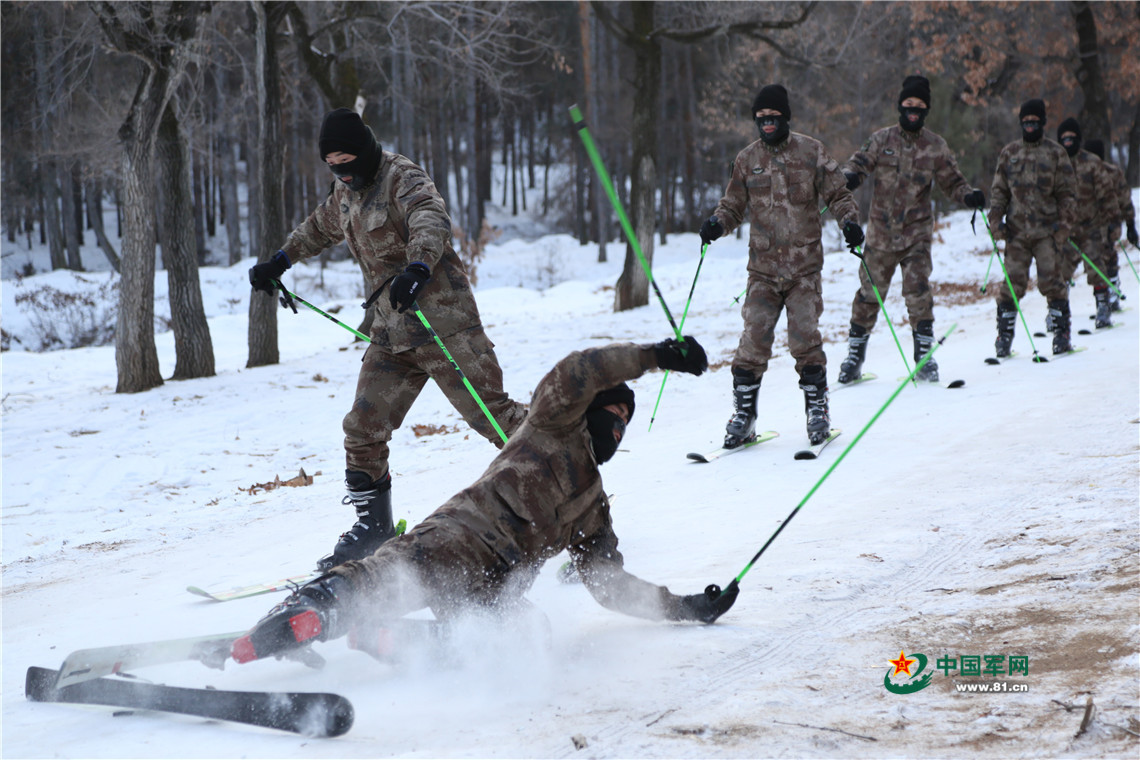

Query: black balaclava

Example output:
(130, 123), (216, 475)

(1018, 99), (1046, 144)
(752, 84), (791, 145)
(318, 108), (383, 192)
(1057, 117), (1082, 157)
(585, 384), (636, 465)
(1084, 139), (1105, 161)
(897, 75), (931, 133)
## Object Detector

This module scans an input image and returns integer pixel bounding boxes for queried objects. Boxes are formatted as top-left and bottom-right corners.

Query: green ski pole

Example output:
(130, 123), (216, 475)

(648, 243), (708, 431)
(569, 104), (682, 341)
(1068, 239), (1126, 300)
(274, 281), (371, 342)
(852, 244), (913, 381)
(1121, 239), (1140, 282)
(728, 323), (957, 590)
(978, 210), (1047, 363)
(413, 305), (509, 445)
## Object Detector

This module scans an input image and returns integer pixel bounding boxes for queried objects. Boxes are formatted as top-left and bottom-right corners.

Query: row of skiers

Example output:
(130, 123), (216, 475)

(237, 77), (1134, 658)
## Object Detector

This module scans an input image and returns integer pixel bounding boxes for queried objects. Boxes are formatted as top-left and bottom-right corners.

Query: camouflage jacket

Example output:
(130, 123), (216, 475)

(1102, 160), (1135, 231)
(713, 133), (859, 280)
(989, 138), (1077, 240)
(413, 342), (682, 620)
(1068, 148), (1113, 229)
(281, 151), (480, 353)
(845, 125), (973, 249)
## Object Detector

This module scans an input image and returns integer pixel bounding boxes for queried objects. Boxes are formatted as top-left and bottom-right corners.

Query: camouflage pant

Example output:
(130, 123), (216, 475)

(849, 237), (934, 330)
(993, 234), (1068, 303)
(343, 325), (527, 480)
(1061, 230), (1107, 287)
(337, 515), (523, 621)
(733, 271), (825, 379)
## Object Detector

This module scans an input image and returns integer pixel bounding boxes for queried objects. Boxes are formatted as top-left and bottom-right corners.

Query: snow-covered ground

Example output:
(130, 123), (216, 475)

(3, 196), (1138, 757)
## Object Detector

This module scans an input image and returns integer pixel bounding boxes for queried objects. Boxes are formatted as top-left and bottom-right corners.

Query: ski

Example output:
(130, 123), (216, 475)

(984, 351), (1018, 365)
(687, 430), (780, 463)
(898, 377), (966, 389)
(832, 372), (877, 390)
(54, 631), (243, 689)
(187, 573), (320, 602)
(1078, 322), (1124, 335)
(25, 666), (353, 737)
(793, 428), (842, 461)
(1048, 346), (1088, 360)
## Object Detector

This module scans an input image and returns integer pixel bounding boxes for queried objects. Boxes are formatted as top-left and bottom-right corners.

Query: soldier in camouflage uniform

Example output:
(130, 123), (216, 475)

(987, 99), (1077, 356)
(699, 84), (863, 449)
(838, 75), (985, 384)
(1056, 119), (1115, 328)
(249, 108), (527, 570)
(229, 338), (739, 663)
(1086, 139), (1137, 313)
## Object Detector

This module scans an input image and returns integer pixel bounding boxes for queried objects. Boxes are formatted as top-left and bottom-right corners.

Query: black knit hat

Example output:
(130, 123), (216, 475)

(319, 108), (375, 159)
(898, 75), (931, 107)
(1084, 139), (1105, 160)
(1057, 117), (1081, 141)
(588, 383), (636, 422)
(752, 84), (791, 120)
(1019, 99), (1047, 122)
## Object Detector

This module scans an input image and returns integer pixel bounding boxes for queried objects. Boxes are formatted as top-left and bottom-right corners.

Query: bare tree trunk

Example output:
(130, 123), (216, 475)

(579, 0), (606, 261)
(60, 162), (83, 269)
(614, 1), (658, 312)
(32, 14), (65, 271)
(464, 35), (480, 237)
(157, 102), (215, 380)
(84, 178), (121, 272)
(1128, 101), (1139, 187)
(247, 0), (286, 369)
(1070, 2), (1111, 144)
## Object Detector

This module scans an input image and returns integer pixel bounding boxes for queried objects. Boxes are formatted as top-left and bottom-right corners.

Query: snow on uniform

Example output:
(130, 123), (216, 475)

(843, 124), (973, 329)
(1102, 160), (1135, 280)
(280, 151), (526, 479)
(988, 138), (1078, 302)
(1062, 148), (1112, 284)
(711, 133), (859, 378)
(332, 343), (690, 621)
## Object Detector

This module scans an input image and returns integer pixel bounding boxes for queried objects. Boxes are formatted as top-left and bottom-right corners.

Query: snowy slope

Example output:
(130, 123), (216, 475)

(2, 203), (1138, 758)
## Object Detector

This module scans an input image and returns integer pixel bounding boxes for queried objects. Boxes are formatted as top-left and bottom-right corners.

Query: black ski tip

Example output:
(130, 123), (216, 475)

(793, 450), (817, 461)
(1032, 354), (1049, 363)
(1033, 332), (1046, 338)
(25, 666), (59, 702)
(984, 357), (1001, 365)
(947, 379), (966, 388)
(308, 693), (354, 738)
(686, 453), (709, 463)
(1078, 328), (1091, 335)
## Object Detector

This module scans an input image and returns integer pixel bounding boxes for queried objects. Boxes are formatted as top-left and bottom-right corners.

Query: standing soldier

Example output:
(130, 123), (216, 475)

(987, 99), (1077, 356)
(1056, 119), (1114, 328)
(248, 108), (528, 570)
(838, 75), (985, 384)
(699, 84), (862, 448)
(1085, 139), (1137, 314)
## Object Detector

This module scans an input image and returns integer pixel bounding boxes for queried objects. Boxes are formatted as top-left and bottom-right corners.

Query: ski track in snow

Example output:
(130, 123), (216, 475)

(3, 200), (1139, 758)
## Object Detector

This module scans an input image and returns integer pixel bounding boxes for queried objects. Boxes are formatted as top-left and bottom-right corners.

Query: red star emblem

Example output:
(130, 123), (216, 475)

(889, 650), (916, 677)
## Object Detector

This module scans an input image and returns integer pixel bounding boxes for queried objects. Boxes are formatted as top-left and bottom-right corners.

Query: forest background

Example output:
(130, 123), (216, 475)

(2, 1), (1138, 394)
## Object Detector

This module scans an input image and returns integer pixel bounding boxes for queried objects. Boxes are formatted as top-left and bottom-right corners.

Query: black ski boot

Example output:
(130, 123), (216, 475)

(1094, 286), (1113, 328)
(231, 573), (353, 663)
(723, 369), (761, 449)
(994, 301), (1016, 357)
(1108, 276), (1122, 312)
(837, 323), (869, 384)
(318, 471), (398, 571)
(912, 319), (939, 382)
(799, 365), (831, 446)
(1049, 299), (1072, 354)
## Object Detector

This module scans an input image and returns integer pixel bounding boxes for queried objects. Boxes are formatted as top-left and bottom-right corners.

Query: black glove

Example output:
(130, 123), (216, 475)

(964, 189), (985, 209)
(1128, 222), (1139, 248)
(388, 262), (431, 313)
(842, 220), (864, 253)
(699, 216), (723, 246)
(249, 250), (291, 295)
(671, 581), (739, 624)
(654, 335), (708, 376)
(844, 171), (862, 191)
